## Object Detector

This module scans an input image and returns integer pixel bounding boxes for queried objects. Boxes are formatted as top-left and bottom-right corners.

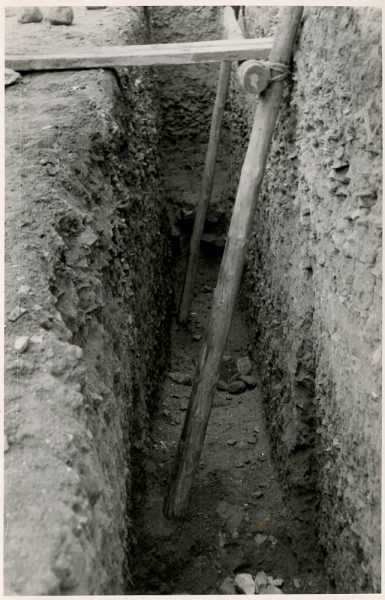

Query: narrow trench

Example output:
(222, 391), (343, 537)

(130, 9), (327, 595)
(4, 5), (381, 596)
(132, 251), (324, 594)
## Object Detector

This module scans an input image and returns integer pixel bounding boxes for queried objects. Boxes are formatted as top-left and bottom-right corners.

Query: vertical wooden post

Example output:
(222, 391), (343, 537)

(178, 60), (232, 324)
(165, 6), (304, 518)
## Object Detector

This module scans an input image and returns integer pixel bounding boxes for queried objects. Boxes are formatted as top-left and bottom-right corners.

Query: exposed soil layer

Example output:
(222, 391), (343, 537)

(231, 6), (381, 593)
(5, 7), (172, 594)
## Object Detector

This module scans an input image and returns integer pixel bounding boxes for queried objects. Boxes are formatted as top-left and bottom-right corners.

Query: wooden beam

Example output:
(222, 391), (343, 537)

(178, 60), (232, 324)
(178, 6), (245, 323)
(164, 6), (304, 519)
(6, 37), (273, 71)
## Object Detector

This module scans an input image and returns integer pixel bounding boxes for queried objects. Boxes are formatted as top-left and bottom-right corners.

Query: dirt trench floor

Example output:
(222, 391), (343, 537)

(132, 249), (328, 595)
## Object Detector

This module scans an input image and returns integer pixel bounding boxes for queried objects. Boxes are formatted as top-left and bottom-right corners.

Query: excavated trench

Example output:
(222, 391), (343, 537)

(5, 5), (380, 596)
(126, 7), (327, 595)
(4, 5), (325, 596)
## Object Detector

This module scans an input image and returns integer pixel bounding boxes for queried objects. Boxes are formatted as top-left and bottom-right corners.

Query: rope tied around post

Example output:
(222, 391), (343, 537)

(237, 58), (291, 95)
(263, 60), (291, 82)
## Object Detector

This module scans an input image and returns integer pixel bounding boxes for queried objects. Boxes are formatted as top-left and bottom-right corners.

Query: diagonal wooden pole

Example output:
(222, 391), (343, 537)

(178, 60), (232, 324)
(165, 6), (304, 519)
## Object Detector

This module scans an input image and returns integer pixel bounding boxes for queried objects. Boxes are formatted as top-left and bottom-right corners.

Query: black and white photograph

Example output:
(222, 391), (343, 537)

(3, 2), (381, 595)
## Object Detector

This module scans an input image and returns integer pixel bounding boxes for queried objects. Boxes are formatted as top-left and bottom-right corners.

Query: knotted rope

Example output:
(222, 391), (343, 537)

(260, 60), (291, 83)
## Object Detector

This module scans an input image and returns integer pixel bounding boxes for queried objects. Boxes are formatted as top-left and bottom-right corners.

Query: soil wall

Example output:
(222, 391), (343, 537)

(5, 7), (172, 594)
(149, 5), (240, 277)
(223, 7), (381, 593)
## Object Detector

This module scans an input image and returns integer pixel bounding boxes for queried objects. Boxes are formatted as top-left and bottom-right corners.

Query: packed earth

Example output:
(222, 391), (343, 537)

(131, 253), (328, 594)
(5, 5), (381, 596)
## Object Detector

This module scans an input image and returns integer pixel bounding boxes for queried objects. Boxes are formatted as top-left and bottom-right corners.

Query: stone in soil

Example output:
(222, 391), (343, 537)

(5, 69), (21, 87)
(240, 374), (258, 388)
(171, 388), (187, 398)
(234, 573), (255, 594)
(228, 380), (246, 395)
(47, 7), (74, 25)
(8, 306), (28, 322)
(17, 285), (32, 296)
(236, 356), (252, 376)
(14, 336), (30, 353)
(253, 490), (264, 498)
(168, 371), (192, 385)
(254, 534), (268, 545)
(216, 379), (228, 391)
(18, 7), (43, 23)
(179, 398), (188, 411)
(272, 577), (284, 587)
(219, 577), (236, 594)
(214, 396), (230, 408)
(255, 571), (269, 593)
(229, 372), (240, 383)
(46, 164), (60, 176)
(77, 229), (98, 247)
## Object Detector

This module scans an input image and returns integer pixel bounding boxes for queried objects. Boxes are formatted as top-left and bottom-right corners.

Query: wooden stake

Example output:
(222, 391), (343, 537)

(165, 6), (304, 519)
(178, 7), (243, 324)
(178, 60), (231, 324)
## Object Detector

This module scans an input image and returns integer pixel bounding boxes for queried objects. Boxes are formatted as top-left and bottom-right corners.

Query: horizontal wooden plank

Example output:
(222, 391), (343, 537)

(5, 37), (273, 71)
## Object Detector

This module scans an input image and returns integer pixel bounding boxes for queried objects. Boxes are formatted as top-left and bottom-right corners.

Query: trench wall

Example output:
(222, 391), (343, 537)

(149, 5), (245, 277)
(223, 7), (381, 593)
(5, 7), (172, 594)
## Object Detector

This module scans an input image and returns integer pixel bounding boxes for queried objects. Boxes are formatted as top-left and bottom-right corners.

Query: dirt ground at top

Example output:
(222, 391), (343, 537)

(5, 6), (141, 53)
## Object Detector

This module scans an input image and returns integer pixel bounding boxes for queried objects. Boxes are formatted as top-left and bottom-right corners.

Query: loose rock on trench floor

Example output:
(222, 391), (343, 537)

(131, 252), (327, 594)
